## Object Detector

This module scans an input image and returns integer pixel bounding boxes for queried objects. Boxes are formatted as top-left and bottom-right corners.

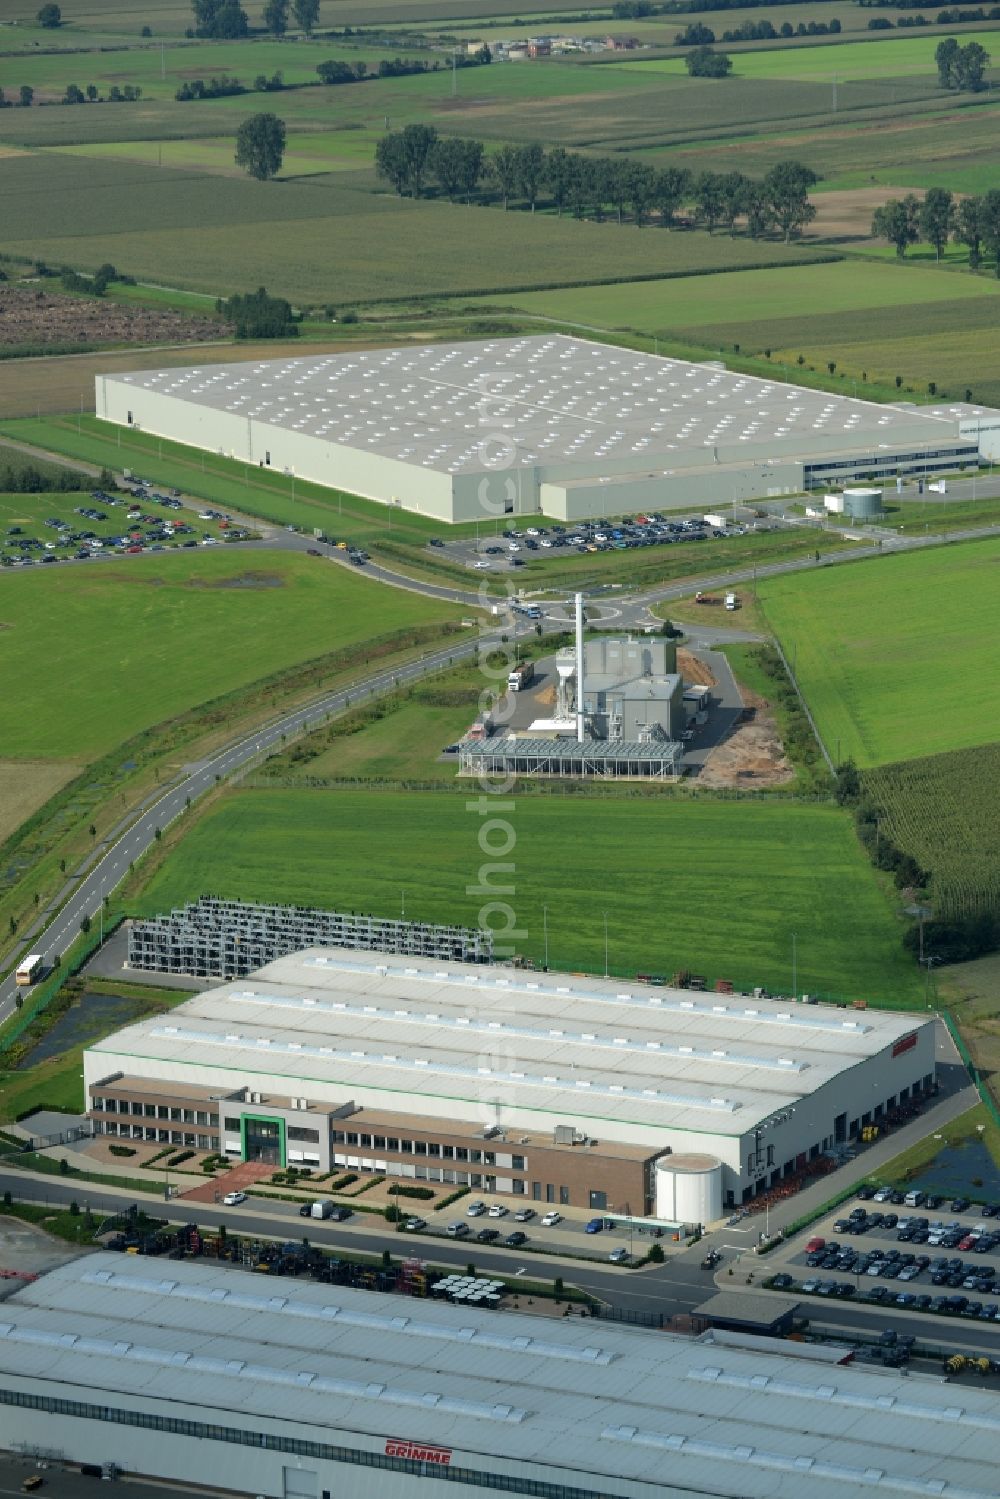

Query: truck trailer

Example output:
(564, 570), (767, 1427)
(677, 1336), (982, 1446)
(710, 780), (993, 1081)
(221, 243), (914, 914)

(507, 661), (536, 692)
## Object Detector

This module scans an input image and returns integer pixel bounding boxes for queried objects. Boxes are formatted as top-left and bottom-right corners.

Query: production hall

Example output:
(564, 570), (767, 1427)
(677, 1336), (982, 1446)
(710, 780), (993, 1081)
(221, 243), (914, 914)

(83, 948), (936, 1219)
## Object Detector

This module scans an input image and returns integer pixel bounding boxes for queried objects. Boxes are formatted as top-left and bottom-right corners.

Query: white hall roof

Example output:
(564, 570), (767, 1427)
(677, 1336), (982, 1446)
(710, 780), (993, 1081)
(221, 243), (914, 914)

(3, 1255), (1000, 1499)
(88, 948), (929, 1140)
(109, 335), (984, 477)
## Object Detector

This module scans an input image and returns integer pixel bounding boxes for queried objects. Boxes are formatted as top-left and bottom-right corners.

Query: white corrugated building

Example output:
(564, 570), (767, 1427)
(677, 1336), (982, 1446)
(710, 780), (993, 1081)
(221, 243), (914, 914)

(94, 335), (1000, 523)
(84, 949), (936, 1217)
(2, 1254), (999, 1499)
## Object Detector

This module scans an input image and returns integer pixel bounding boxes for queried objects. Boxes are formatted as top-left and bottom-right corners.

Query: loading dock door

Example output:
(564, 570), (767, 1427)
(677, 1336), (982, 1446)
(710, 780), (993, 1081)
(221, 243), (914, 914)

(283, 1466), (317, 1499)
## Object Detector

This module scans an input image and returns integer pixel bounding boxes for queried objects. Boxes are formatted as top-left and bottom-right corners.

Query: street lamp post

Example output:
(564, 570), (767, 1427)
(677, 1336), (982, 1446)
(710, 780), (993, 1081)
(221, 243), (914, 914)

(542, 905), (549, 972)
(603, 911), (609, 979)
(792, 932), (797, 999)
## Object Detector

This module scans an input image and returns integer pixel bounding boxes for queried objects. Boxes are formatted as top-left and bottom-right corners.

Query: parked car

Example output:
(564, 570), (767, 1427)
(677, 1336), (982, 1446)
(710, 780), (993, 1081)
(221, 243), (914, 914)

(609, 1247), (630, 1264)
(222, 1190), (247, 1206)
(584, 1218), (605, 1234)
(466, 1201), (487, 1217)
(403, 1217), (427, 1232)
(541, 1211), (562, 1227)
(504, 1231), (528, 1248)
(477, 1227), (500, 1243)
(488, 1204), (509, 1218)
(513, 1208), (535, 1222)
(447, 1222), (470, 1238)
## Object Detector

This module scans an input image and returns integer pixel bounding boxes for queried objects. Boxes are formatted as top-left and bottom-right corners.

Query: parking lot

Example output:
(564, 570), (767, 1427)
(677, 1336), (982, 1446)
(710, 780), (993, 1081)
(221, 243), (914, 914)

(0, 481), (246, 569)
(431, 513), (775, 573)
(366, 1197), (666, 1267)
(762, 1186), (1000, 1331)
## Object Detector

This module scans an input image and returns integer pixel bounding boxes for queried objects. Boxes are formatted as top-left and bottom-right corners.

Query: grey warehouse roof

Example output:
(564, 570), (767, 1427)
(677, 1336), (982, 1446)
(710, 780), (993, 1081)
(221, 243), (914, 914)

(89, 948), (927, 1138)
(108, 335), (988, 478)
(5, 1255), (1000, 1499)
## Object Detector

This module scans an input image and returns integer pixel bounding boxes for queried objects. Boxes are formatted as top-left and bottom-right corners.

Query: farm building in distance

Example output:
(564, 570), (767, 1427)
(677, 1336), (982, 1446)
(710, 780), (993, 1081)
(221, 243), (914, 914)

(85, 947), (936, 1216)
(95, 335), (1000, 524)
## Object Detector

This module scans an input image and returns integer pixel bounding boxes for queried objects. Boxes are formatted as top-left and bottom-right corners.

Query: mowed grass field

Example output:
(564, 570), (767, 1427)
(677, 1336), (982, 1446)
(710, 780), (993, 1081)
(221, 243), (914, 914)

(0, 549), (458, 761)
(621, 31), (1000, 81)
(470, 260), (1000, 336)
(136, 787), (924, 1003)
(758, 539), (1000, 769)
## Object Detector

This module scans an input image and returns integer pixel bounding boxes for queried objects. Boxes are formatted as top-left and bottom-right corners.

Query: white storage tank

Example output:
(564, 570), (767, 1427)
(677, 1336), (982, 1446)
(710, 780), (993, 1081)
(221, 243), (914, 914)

(655, 1152), (723, 1224)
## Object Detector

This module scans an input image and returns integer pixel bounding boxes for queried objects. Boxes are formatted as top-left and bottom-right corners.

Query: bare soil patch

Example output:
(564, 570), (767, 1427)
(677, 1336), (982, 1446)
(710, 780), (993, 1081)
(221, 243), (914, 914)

(808, 186), (916, 239)
(0, 284), (220, 350)
(698, 680), (795, 789)
(678, 647), (716, 687)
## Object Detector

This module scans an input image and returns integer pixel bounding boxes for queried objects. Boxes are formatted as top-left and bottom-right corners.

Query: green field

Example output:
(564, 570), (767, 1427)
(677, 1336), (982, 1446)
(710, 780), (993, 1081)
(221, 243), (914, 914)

(0, 153), (825, 304)
(622, 31), (1000, 81)
(758, 539), (1000, 769)
(136, 786), (924, 1003)
(0, 548), (458, 760)
(470, 260), (1000, 337)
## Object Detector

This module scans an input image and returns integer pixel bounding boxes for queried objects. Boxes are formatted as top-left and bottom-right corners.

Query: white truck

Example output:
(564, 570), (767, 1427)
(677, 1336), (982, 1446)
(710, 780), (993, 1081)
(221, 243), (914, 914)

(507, 661), (535, 692)
(724, 592), (738, 611)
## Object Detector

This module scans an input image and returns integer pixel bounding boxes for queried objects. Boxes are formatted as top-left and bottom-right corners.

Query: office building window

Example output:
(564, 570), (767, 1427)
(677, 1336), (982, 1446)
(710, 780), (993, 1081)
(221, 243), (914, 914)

(512, 1155), (525, 1171)
(225, 1117), (241, 1132)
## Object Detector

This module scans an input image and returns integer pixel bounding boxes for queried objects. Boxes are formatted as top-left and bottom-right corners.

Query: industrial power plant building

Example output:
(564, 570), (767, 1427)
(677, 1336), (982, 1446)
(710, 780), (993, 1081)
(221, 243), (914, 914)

(3, 1252), (998, 1499)
(94, 335), (1000, 524)
(84, 947), (936, 1218)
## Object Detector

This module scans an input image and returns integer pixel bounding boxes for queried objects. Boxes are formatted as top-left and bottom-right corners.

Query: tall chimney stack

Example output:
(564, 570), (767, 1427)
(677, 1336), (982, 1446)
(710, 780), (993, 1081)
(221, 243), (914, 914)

(575, 591), (585, 744)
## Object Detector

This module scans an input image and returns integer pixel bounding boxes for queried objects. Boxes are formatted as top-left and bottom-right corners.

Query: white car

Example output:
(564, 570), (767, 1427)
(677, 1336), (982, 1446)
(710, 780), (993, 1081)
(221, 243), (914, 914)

(507, 543), (520, 552)
(222, 1190), (247, 1206)
(466, 1200), (487, 1217)
(525, 527), (540, 536)
(472, 560), (491, 569)
(541, 1211), (562, 1227)
(873, 1187), (893, 1202)
(488, 1204), (508, 1218)
(540, 539), (553, 548)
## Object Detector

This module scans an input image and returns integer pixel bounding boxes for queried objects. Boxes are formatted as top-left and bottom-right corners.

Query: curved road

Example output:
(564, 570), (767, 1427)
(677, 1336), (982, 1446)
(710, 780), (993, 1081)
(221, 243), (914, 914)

(6, 493), (1000, 1029)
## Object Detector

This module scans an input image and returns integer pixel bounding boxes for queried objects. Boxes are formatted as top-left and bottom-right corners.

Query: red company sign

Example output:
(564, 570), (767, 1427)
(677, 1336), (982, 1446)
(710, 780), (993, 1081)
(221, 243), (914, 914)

(892, 1033), (918, 1058)
(385, 1438), (453, 1466)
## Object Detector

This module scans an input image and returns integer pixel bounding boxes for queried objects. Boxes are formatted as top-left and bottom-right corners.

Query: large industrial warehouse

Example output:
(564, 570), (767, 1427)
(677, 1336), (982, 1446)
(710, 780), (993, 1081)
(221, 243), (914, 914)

(94, 335), (1000, 523)
(2, 1253), (998, 1499)
(83, 948), (936, 1218)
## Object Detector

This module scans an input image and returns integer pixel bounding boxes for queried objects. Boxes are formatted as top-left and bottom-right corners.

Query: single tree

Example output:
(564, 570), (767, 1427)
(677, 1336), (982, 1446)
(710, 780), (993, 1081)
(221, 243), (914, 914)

(86, 83), (98, 101)
(764, 160), (818, 242)
(375, 131), (409, 194)
(398, 122), (436, 197)
(489, 143), (520, 210)
(653, 166), (690, 227)
(978, 189), (1000, 278)
(263, 0), (288, 35)
(63, 83), (85, 103)
(545, 146), (572, 216)
(429, 137), (467, 201)
(871, 195), (920, 257)
(694, 171), (726, 233)
(935, 36), (960, 87)
(627, 161), (656, 226)
(457, 138), (483, 202)
(605, 157), (632, 225)
(192, 0), (248, 38)
(954, 194), (983, 270)
(955, 40), (990, 91)
(919, 186), (954, 260)
(19, 85), (34, 106)
(718, 170), (748, 235)
(685, 45), (733, 78)
(516, 143), (545, 213)
(36, 2), (61, 25)
(743, 183), (773, 239)
(292, 0), (319, 33)
(235, 112), (286, 180)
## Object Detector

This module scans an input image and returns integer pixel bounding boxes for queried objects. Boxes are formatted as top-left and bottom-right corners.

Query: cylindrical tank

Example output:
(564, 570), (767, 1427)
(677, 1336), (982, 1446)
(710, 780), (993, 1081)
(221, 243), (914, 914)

(655, 1153), (723, 1224)
(842, 486), (883, 520)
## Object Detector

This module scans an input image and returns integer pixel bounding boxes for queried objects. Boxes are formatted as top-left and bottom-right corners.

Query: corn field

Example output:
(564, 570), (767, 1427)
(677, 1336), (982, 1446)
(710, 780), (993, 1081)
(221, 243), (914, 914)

(864, 745), (1000, 919)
